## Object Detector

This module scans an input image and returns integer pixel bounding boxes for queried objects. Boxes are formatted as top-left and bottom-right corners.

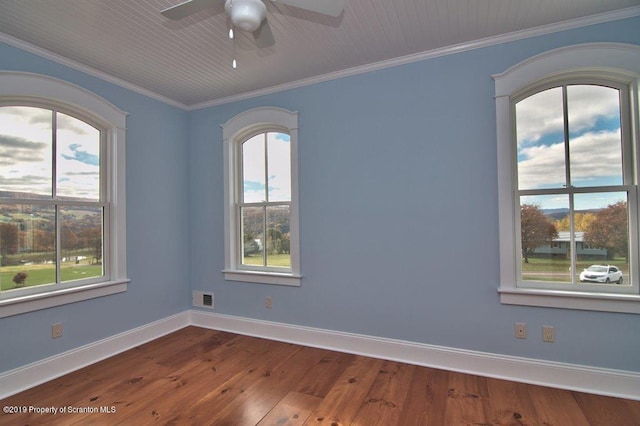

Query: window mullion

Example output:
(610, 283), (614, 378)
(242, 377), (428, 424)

(55, 205), (61, 284)
(52, 110), (58, 199)
(262, 205), (267, 267)
(562, 86), (579, 284)
(263, 133), (269, 267)
(263, 132), (269, 203)
(568, 192), (577, 284)
(51, 111), (62, 284)
(562, 85), (571, 189)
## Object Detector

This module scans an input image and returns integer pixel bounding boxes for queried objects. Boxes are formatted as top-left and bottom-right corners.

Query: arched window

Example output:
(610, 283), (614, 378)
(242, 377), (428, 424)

(0, 72), (128, 317)
(222, 107), (300, 286)
(493, 43), (640, 313)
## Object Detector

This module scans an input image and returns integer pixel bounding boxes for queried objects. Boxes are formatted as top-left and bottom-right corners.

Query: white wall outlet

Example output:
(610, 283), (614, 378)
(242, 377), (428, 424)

(265, 296), (272, 309)
(52, 323), (63, 339)
(543, 325), (555, 342)
(515, 322), (527, 339)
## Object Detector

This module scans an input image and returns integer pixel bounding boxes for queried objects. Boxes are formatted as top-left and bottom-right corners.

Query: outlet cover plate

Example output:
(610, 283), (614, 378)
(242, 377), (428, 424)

(515, 322), (527, 339)
(52, 323), (63, 339)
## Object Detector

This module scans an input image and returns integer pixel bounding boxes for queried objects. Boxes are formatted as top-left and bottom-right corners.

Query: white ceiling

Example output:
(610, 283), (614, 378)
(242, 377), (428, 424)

(1, 0), (639, 109)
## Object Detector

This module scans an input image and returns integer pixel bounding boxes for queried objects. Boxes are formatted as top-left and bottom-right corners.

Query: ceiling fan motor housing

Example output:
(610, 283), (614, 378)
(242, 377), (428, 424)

(224, 0), (267, 32)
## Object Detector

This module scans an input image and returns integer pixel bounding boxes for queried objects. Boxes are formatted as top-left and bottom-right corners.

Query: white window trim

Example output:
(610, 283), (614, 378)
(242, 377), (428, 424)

(222, 107), (301, 286)
(0, 72), (129, 318)
(493, 43), (640, 313)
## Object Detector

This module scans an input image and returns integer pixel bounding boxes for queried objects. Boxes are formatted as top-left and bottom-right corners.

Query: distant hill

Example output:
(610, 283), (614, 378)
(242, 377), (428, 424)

(542, 208), (569, 220)
(542, 208), (600, 220)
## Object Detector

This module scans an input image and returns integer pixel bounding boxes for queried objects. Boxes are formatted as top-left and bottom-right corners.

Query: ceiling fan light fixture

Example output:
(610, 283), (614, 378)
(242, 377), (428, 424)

(224, 0), (266, 32)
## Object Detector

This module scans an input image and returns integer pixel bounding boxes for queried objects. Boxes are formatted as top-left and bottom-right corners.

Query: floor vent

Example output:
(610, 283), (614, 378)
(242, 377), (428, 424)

(192, 291), (214, 309)
(202, 293), (213, 307)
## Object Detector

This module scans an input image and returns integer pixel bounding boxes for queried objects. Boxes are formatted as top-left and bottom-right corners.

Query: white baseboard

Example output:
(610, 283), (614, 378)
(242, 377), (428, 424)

(2, 309), (638, 401)
(190, 310), (640, 401)
(0, 311), (190, 400)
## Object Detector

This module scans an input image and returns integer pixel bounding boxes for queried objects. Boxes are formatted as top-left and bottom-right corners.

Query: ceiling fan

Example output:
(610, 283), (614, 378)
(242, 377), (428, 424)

(161, 0), (345, 48)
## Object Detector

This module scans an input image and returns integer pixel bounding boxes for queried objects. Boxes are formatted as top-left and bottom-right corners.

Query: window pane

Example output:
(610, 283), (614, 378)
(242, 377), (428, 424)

(520, 195), (570, 282)
(567, 85), (623, 188)
(241, 206), (264, 266)
(0, 106), (53, 198)
(0, 204), (56, 291)
(57, 112), (101, 200)
(266, 205), (291, 268)
(242, 134), (266, 203)
(575, 192), (629, 285)
(59, 206), (104, 282)
(516, 87), (566, 190)
(267, 132), (291, 202)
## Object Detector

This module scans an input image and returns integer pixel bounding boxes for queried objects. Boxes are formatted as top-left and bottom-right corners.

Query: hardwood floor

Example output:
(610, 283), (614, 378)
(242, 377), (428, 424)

(1, 326), (639, 425)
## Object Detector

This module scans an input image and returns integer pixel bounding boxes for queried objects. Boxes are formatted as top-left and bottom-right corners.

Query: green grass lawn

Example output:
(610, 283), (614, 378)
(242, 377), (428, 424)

(522, 257), (629, 282)
(242, 253), (291, 268)
(1, 263), (103, 291)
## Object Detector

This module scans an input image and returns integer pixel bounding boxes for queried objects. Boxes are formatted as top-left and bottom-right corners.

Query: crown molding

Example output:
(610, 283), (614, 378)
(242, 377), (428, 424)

(0, 32), (189, 110)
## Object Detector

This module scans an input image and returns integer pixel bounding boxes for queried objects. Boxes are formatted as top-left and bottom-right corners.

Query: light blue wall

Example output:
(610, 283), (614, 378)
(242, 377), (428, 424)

(1, 15), (638, 377)
(189, 16), (640, 372)
(0, 44), (191, 372)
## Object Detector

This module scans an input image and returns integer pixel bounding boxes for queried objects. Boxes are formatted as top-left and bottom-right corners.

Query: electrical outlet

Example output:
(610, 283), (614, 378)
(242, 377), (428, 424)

(52, 323), (63, 339)
(543, 325), (555, 342)
(515, 322), (527, 339)
(265, 296), (272, 309)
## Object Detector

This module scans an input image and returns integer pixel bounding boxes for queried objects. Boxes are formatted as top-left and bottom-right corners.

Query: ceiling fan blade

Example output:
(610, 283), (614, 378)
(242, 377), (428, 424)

(161, 0), (218, 20)
(272, 0), (345, 17)
(253, 19), (275, 48)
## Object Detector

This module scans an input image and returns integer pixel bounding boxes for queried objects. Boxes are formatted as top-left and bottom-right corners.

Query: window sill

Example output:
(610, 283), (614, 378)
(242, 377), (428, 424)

(498, 287), (640, 314)
(0, 279), (129, 318)
(223, 270), (301, 286)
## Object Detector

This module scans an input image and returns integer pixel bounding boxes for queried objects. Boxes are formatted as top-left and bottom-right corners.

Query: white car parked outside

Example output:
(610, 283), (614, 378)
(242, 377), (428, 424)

(579, 265), (623, 284)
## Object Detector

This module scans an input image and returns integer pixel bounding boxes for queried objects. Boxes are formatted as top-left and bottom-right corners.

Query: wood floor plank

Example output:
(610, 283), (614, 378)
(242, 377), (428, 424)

(293, 350), (355, 398)
(396, 366), (450, 425)
(444, 371), (491, 425)
(195, 346), (329, 425)
(483, 377), (541, 425)
(121, 335), (296, 425)
(572, 391), (640, 426)
(303, 356), (384, 426)
(0, 329), (200, 424)
(65, 328), (242, 424)
(528, 384), (591, 425)
(1, 327), (639, 426)
(257, 391), (322, 425)
(350, 360), (416, 426)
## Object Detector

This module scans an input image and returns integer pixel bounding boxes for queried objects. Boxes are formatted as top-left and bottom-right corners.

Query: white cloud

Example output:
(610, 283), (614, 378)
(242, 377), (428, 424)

(516, 84), (622, 191)
(0, 106), (100, 199)
(516, 85), (619, 147)
(518, 129), (622, 189)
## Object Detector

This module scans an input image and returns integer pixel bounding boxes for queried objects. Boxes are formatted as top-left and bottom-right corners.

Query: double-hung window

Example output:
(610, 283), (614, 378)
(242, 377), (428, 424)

(0, 72), (128, 317)
(494, 43), (640, 313)
(222, 107), (300, 286)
